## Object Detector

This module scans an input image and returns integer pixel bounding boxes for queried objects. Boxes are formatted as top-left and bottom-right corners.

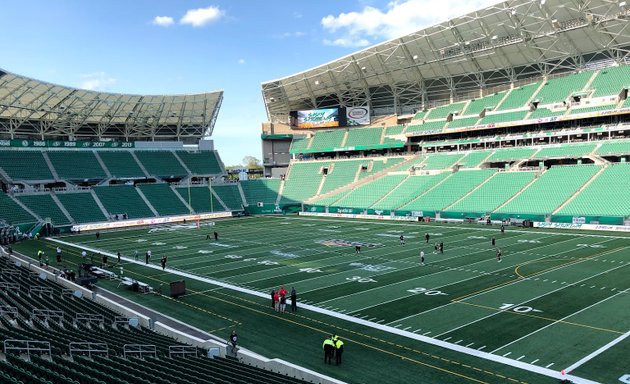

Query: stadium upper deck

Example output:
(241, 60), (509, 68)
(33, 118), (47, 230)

(0, 69), (223, 142)
(262, 0), (630, 122)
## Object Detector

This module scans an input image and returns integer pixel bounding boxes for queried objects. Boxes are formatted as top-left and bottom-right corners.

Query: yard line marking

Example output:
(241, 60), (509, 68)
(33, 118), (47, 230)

(455, 340), (462, 344)
(422, 331), (432, 336)
(368, 317), (377, 321)
(516, 356), (525, 361)
(443, 337), (452, 341)
(564, 328), (630, 374)
(413, 329), (422, 333)
(531, 359), (539, 365)
(502, 352), (511, 357)
(545, 363), (554, 368)
(490, 284), (629, 354)
(477, 346), (486, 351)
(465, 342), (474, 347)
(443, 249), (629, 341)
(390, 237), (618, 325)
(403, 326), (411, 331)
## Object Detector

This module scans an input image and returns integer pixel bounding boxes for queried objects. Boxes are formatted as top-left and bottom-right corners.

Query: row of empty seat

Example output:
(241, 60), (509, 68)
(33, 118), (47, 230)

(0, 257), (306, 384)
(0, 150), (224, 181)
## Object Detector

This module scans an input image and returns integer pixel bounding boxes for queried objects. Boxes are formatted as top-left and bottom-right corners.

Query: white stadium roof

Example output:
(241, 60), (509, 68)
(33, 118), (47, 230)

(262, 0), (630, 122)
(0, 69), (223, 141)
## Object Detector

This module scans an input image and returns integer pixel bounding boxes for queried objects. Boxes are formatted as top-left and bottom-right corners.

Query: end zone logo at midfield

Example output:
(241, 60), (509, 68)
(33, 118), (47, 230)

(316, 239), (381, 248)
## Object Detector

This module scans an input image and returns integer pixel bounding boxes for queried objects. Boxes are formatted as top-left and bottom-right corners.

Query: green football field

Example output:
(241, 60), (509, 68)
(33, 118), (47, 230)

(20, 216), (630, 384)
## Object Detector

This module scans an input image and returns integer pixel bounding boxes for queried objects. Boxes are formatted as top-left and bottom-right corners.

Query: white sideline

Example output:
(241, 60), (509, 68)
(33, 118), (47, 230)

(49, 237), (602, 384)
(563, 329), (630, 374)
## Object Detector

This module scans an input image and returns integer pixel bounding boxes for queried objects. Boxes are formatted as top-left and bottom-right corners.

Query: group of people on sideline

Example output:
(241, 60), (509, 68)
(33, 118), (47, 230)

(323, 335), (344, 365)
(271, 286), (297, 313)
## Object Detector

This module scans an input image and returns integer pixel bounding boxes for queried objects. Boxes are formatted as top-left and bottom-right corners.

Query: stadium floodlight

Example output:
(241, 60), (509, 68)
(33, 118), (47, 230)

(314, 80), (320, 85)
(540, 0), (546, 4)
(412, 55), (418, 60)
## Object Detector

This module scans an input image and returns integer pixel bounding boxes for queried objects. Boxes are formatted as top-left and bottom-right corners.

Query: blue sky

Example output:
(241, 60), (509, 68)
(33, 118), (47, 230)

(0, 0), (495, 166)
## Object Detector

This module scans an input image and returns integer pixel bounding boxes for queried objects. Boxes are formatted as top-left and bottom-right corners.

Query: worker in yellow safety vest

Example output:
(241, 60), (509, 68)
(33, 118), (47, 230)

(334, 337), (344, 365)
(322, 336), (335, 364)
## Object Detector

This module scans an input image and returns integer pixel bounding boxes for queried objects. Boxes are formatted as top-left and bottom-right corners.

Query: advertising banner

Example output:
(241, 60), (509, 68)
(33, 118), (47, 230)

(296, 108), (339, 129)
(346, 106), (370, 126)
(71, 212), (232, 232)
(0, 139), (134, 149)
(299, 211), (418, 222)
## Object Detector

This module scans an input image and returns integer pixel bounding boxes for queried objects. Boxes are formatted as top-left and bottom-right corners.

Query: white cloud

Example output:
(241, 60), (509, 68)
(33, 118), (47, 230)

(323, 37), (370, 48)
(321, 0), (497, 45)
(273, 31), (306, 39)
(180, 6), (224, 27)
(152, 16), (174, 27)
(238, 59), (245, 65)
(78, 72), (117, 91)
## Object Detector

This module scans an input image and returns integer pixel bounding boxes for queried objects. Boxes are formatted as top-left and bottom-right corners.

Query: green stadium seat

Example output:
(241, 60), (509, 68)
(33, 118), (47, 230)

(446, 171), (535, 214)
(528, 107), (566, 119)
(135, 151), (188, 178)
(47, 151), (107, 180)
(463, 91), (507, 115)
(17, 194), (70, 225)
(421, 153), (463, 170)
(290, 136), (311, 153)
(447, 116), (480, 129)
(357, 157), (406, 180)
(532, 71), (593, 105)
(496, 83), (540, 111)
(175, 186), (224, 213)
(531, 143), (596, 159)
(424, 101), (468, 120)
(487, 147), (536, 162)
(372, 173), (448, 210)
(0, 150), (54, 181)
(333, 174), (407, 208)
(94, 185), (155, 218)
(240, 179), (280, 205)
(569, 104), (616, 115)
(556, 163), (630, 217)
(0, 192), (37, 225)
(595, 140), (630, 156)
(497, 165), (600, 215)
(98, 151), (145, 178)
(308, 130), (346, 152)
(176, 151), (223, 175)
(281, 161), (324, 203)
(406, 120), (446, 134)
(400, 169), (495, 212)
(319, 160), (364, 194)
(458, 151), (491, 168)
(55, 192), (107, 223)
(588, 65), (630, 97)
(212, 184), (244, 211)
(344, 128), (382, 147)
(138, 183), (190, 216)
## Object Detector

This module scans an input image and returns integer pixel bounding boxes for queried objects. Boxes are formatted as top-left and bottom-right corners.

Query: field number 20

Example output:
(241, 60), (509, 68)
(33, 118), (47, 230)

(407, 287), (448, 296)
(500, 303), (542, 313)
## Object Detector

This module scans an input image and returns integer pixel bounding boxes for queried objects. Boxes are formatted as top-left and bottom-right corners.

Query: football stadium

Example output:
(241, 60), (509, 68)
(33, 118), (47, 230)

(1, 0), (630, 383)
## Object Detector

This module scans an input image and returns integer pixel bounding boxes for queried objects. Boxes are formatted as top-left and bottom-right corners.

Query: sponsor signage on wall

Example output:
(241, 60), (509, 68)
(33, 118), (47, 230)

(296, 108), (339, 129)
(346, 106), (370, 126)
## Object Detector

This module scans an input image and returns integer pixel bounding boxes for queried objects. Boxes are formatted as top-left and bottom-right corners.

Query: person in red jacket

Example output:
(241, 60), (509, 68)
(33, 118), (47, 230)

(273, 290), (280, 312)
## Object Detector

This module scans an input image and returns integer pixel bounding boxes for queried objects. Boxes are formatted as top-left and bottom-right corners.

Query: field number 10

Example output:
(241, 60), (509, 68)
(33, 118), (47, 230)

(500, 303), (542, 313)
